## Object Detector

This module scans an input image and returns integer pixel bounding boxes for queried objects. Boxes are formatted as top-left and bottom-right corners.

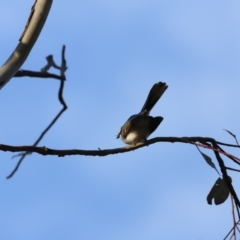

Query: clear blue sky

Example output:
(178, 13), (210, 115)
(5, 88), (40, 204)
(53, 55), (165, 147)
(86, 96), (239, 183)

(1, 0), (240, 239)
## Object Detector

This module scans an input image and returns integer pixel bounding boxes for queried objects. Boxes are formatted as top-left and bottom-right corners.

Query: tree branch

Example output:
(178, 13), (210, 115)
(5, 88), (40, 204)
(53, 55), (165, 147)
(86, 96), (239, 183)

(14, 70), (63, 81)
(0, 0), (52, 89)
(7, 45), (67, 179)
(1, 136), (239, 157)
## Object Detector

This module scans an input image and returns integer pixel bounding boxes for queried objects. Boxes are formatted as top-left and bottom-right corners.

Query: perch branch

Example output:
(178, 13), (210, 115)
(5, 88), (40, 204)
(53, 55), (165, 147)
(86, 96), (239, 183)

(1, 136), (239, 157)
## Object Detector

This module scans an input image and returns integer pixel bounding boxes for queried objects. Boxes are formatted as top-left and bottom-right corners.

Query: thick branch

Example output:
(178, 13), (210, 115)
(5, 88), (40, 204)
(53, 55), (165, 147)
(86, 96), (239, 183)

(0, 0), (52, 89)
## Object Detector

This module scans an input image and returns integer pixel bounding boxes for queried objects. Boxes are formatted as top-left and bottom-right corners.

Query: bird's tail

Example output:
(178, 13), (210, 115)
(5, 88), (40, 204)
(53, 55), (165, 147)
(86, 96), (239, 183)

(140, 82), (168, 113)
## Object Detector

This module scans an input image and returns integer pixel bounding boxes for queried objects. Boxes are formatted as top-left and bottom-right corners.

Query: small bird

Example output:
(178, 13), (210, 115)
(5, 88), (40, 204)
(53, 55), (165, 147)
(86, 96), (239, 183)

(117, 82), (168, 145)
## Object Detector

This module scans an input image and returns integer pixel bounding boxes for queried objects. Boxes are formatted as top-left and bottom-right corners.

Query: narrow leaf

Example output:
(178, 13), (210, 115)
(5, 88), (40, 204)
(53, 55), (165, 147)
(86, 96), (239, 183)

(223, 129), (239, 146)
(196, 146), (220, 175)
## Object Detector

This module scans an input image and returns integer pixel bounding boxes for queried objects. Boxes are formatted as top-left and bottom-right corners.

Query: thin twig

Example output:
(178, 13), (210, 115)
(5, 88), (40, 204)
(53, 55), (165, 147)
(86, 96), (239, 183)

(7, 45), (67, 179)
(14, 69), (64, 80)
(226, 167), (240, 173)
(231, 195), (237, 240)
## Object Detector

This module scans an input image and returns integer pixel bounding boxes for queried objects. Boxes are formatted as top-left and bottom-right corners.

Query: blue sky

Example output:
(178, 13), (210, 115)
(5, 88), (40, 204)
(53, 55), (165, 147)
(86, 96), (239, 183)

(1, 0), (240, 239)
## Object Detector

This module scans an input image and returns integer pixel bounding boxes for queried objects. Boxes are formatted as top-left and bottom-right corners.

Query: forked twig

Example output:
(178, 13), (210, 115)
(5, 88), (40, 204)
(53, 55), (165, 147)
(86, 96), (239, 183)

(7, 45), (67, 179)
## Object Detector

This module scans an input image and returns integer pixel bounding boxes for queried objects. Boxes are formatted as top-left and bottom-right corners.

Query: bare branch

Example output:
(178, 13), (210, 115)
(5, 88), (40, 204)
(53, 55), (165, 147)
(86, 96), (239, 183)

(14, 70), (64, 81)
(7, 45), (67, 179)
(1, 136), (239, 157)
(14, 46), (68, 81)
(226, 167), (240, 173)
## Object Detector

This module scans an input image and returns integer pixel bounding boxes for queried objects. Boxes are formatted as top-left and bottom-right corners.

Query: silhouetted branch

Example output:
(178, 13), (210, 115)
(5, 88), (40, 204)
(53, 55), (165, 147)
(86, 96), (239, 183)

(4, 134), (240, 222)
(7, 45), (67, 179)
(14, 70), (64, 80)
(226, 167), (240, 173)
(0, 136), (238, 157)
